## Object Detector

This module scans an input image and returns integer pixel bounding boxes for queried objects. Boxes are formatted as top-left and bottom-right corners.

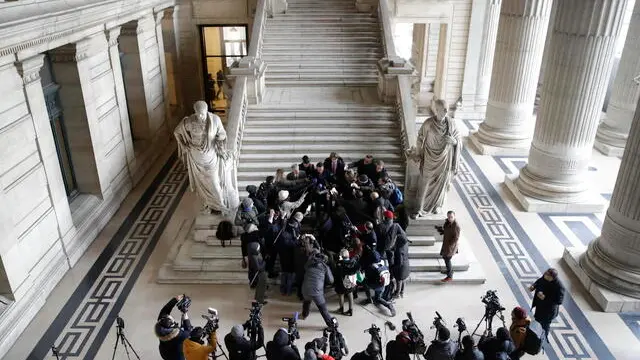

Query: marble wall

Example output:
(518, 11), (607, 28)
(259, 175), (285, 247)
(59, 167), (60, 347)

(0, 0), (177, 357)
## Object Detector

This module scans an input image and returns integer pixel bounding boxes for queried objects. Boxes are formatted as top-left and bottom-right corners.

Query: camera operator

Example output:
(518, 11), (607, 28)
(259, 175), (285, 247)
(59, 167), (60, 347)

(425, 328), (458, 360)
(225, 323), (265, 360)
(351, 342), (381, 360)
(324, 318), (349, 360)
(454, 335), (483, 360)
(155, 295), (193, 360)
(183, 327), (218, 360)
(304, 337), (335, 360)
(477, 327), (515, 360)
(266, 328), (301, 360)
(385, 333), (411, 360)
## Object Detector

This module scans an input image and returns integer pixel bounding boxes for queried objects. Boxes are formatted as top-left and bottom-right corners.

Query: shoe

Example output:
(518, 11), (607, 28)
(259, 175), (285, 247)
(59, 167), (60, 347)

(399, 292), (404, 298)
(441, 277), (453, 283)
(334, 307), (344, 314)
(344, 309), (353, 317)
(388, 305), (396, 317)
(300, 313), (309, 320)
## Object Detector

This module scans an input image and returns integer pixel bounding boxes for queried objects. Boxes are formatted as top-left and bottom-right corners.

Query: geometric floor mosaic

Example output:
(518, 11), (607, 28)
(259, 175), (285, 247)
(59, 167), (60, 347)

(28, 154), (187, 360)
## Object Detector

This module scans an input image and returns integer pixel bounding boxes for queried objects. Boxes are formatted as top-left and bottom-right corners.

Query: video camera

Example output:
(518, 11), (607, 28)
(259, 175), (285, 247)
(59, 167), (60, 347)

(402, 312), (427, 355)
(282, 312), (300, 345)
(201, 308), (220, 336)
(481, 290), (505, 315)
(324, 318), (348, 360)
(176, 295), (191, 313)
(454, 318), (466, 333)
(431, 311), (446, 331)
(364, 324), (383, 360)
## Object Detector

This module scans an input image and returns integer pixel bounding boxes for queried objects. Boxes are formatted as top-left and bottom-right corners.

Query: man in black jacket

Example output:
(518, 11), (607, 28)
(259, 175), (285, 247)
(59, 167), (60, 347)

(351, 341), (381, 360)
(477, 327), (515, 360)
(225, 323), (265, 360)
(155, 295), (193, 360)
(529, 268), (565, 340)
(266, 328), (301, 360)
(349, 154), (376, 180)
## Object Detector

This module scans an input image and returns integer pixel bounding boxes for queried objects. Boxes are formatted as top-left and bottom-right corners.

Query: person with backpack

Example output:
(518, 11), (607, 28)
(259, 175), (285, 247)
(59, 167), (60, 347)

(333, 249), (360, 316)
(360, 244), (396, 317)
(529, 268), (565, 341)
(509, 306), (531, 358)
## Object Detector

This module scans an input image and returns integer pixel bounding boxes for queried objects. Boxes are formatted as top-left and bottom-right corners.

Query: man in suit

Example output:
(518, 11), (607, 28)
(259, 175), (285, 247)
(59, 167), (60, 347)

(286, 164), (307, 181)
(323, 152), (345, 185)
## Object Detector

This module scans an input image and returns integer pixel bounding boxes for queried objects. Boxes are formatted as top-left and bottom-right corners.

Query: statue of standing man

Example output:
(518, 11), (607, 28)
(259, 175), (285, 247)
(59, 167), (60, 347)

(407, 99), (461, 217)
(174, 101), (240, 215)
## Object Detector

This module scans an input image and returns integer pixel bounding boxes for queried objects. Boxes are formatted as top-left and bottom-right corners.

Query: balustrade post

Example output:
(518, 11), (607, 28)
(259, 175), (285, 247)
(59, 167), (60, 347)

(377, 57), (414, 104)
(230, 57), (266, 105)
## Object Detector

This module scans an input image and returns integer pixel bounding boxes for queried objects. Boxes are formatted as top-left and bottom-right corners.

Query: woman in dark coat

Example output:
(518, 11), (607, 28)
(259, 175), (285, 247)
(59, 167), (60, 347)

(334, 249), (360, 316)
(391, 231), (410, 298)
(529, 268), (565, 340)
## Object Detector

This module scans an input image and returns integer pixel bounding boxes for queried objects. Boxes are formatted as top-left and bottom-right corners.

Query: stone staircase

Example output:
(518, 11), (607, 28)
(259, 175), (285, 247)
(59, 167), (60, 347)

(157, 0), (485, 285)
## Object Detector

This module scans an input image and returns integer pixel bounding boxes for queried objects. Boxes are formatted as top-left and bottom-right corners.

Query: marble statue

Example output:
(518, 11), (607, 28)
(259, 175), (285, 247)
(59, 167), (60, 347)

(174, 101), (240, 215)
(407, 98), (461, 216)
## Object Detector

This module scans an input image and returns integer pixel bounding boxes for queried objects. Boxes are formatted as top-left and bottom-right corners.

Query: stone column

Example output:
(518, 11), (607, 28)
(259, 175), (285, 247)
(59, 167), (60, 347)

(105, 26), (136, 177)
(580, 93), (640, 299)
(506, 0), (629, 212)
(162, 7), (184, 124)
(594, 0), (640, 156)
(474, 0), (502, 115)
(471, 0), (553, 155)
(154, 9), (170, 128)
(15, 54), (75, 243)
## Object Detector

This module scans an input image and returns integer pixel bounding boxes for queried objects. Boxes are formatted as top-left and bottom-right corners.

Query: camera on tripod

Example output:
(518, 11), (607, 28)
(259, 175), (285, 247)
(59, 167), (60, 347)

(282, 312), (300, 345)
(454, 318), (466, 333)
(481, 290), (505, 315)
(176, 294), (191, 313)
(402, 312), (427, 355)
(431, 311), (446, 331)
(201, 308), (220, 336)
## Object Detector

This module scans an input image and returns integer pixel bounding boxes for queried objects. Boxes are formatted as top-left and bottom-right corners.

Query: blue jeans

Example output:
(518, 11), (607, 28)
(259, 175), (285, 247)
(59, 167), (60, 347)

(280, 272), (295, 295)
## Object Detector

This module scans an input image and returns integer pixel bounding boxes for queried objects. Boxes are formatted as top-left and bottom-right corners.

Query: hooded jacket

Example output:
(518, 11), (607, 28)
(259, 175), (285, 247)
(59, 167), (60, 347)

(425, 339), (458, 360)
(225, 324), (263, 360)
(277, 221), (300, 273)
(266, 328), (301, 360)
(302, 252), (334, 300)
(183, 331), (217, 360)
(392, 230), (410, 281)
(478, 329), (515, 360)
(155, 298), (193, 360)
(248, 242), (265, 285)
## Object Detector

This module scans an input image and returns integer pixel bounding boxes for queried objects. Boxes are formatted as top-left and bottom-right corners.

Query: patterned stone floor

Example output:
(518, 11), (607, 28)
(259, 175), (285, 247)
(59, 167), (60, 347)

(4, 125), (640, 360)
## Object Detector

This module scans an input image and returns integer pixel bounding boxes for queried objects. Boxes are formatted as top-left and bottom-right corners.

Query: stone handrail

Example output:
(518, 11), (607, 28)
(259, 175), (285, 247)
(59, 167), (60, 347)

(378, 0), (397, 59)
(248, 0), (269, 59)
(226, 76), (248, 158)
(397, 75), (417, 150)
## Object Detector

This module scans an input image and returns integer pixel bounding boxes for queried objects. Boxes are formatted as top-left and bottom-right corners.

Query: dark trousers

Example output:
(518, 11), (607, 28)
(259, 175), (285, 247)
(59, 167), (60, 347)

(443, 256), (453, 278)
(539, 319), (552, 341)
(266, 247), (278, 276)
(253, 272), (267, 303)
(302, 295), (333, 326)
(365, 285), (394, 312)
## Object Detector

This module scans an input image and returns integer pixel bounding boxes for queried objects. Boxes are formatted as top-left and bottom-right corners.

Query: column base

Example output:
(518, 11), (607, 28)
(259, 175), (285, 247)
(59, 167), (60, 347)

(468, 132), (530, 156)
(504, 174), (606, 213)
(594, 139), (626, 157)
(563, 247), (640, 312)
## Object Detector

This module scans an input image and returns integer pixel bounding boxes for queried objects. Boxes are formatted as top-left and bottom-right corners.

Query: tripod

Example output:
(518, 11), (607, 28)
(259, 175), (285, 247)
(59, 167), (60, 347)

(471, 308), (505, 338)
(210, 343), (229, 360)
(111, 316), (141, 360)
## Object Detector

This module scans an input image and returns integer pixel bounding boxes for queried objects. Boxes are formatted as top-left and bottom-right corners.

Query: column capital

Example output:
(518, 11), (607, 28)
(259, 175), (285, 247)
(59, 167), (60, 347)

(105, 26), (122, 48)
(15, 54), (45, 85)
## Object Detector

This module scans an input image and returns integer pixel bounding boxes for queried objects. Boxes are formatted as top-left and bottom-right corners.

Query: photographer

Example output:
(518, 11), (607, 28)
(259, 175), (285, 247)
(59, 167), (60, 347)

(385, 333), (411, 360)
(351, 342), (381, 360)
(266, 328), (301, 360)
(304, 337), (335, 360)
(155, 295), (193, 360)
(183, 327), (218, 360)
(477, 327), (515, 360)
(425, 328), (458, 360)
(454, 335), (483, 360)
(225, 323), (265, 360)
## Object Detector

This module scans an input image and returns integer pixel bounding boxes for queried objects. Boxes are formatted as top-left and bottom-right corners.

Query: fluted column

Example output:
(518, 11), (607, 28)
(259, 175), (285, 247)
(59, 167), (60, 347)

(580, 93), (640, 298)
(474, 0), (502, 115)
(511, 0), (629, 207)
(472, 0), (553, 155)
(594, 0), (640, 156)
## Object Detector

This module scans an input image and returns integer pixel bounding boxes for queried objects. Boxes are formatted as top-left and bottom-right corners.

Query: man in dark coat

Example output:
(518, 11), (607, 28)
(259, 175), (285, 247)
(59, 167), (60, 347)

(246, 185), (267, 215)
(437, 210), (460, 282)
(377, 211), (406, 266)
(371, 160), (389, 185)
(391, 228), (410, 299)
(277, 218), (301, 296)
(242, 224), (264, 267)
(351, 342), (381, 360)
(225, 323), (264, 360)
(478, 327), (515, 360)
(529, 268), (565, 340)
(360, 246), (396, 317)
(247, 242), (267, 304)
(349, 154), (376, 180)
(324, 152), (346, 185)
(455, 335), (484, 360)
(266, 328), (301, 360)
(155, 295), (193, 360)
(299, 155), (315, 178)
(425, 328), (458, 360)
(301, 250), (334, 326)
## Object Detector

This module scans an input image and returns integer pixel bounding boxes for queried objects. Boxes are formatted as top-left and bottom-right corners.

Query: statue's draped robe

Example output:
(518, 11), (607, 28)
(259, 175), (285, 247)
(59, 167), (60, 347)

(174, 112), (239, 214)
(414, 115), (461, 213)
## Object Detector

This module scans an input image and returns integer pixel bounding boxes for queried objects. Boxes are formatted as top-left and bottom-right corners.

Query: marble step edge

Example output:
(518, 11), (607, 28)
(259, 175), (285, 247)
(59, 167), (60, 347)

(265, 74), (378, 80)
(238, 162), (404, 169)
(265, 80), (378, 86)
(238, 152), (403, 160)
(266, 69), (378, 74)
(261, 52), (381, 56)
(245, 108), (395, 114)
(241, 135), (399, 143)
(238, 145), (402, 152)
(242, 126), (397, 133)
(242, 118), (396, 124)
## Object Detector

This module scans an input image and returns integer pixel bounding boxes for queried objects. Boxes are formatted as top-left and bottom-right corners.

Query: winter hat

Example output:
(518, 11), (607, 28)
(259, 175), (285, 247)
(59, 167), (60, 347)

(512, 306), (527, 319)
(384, 210), (394, 219)
(278, 190), (289, 201)
(231, 324), (244, 338)
(294, 212), (304, 222)
(241, 198), (253, 208)
(247, 224), (259, 233)
(302, 155), (310, 164)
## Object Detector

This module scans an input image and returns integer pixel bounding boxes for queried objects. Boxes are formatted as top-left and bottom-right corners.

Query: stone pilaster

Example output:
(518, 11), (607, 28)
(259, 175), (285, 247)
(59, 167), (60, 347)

(15, 54), (75, 242)
(595, 0), (640, 156)
(105, 26), (136, 177)
(154, 9), (170, 130)
(505, 0), (629, 212)
(161, 7), (184, 124)
(174, 2), (201, 111)
(474, 0), (502, 116)
(580, 92), (640, 301)
(471, 0), (553, 155)
(376, 57), (414, 104)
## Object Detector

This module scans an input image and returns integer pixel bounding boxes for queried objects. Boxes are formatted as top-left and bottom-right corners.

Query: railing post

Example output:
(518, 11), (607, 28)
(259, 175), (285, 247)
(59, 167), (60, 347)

(271, 0), (288, 15)
(377, 57), (414, 104)
(230, 57), (266, 105)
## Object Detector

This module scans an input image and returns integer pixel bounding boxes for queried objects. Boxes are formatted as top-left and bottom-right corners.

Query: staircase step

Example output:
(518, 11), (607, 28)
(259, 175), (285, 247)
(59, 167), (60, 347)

(240, 143), (401, 153)
(242, 134), (398, 144)
(263, 44), (381, 51)
(262, 50), (381, 57)
(248, 105), (394, 113)
(264, 37), (380, 43)
(237, 171), (404, 182)
(243, 126), (397, 135)
(239, 152), (402, 162)
(265, 79), (378, 86)
(244, 120), (394, 128)
(238, 162), (404, 171)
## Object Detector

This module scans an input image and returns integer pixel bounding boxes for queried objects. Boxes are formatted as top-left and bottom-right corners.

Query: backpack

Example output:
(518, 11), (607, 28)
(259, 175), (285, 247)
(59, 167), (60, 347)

(216, 220), (234, 247)
(390, 187), (404, 206)
(342, 274), (357, 290)
(371, 260), (391, 287)
(523, 322), (544, 355)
